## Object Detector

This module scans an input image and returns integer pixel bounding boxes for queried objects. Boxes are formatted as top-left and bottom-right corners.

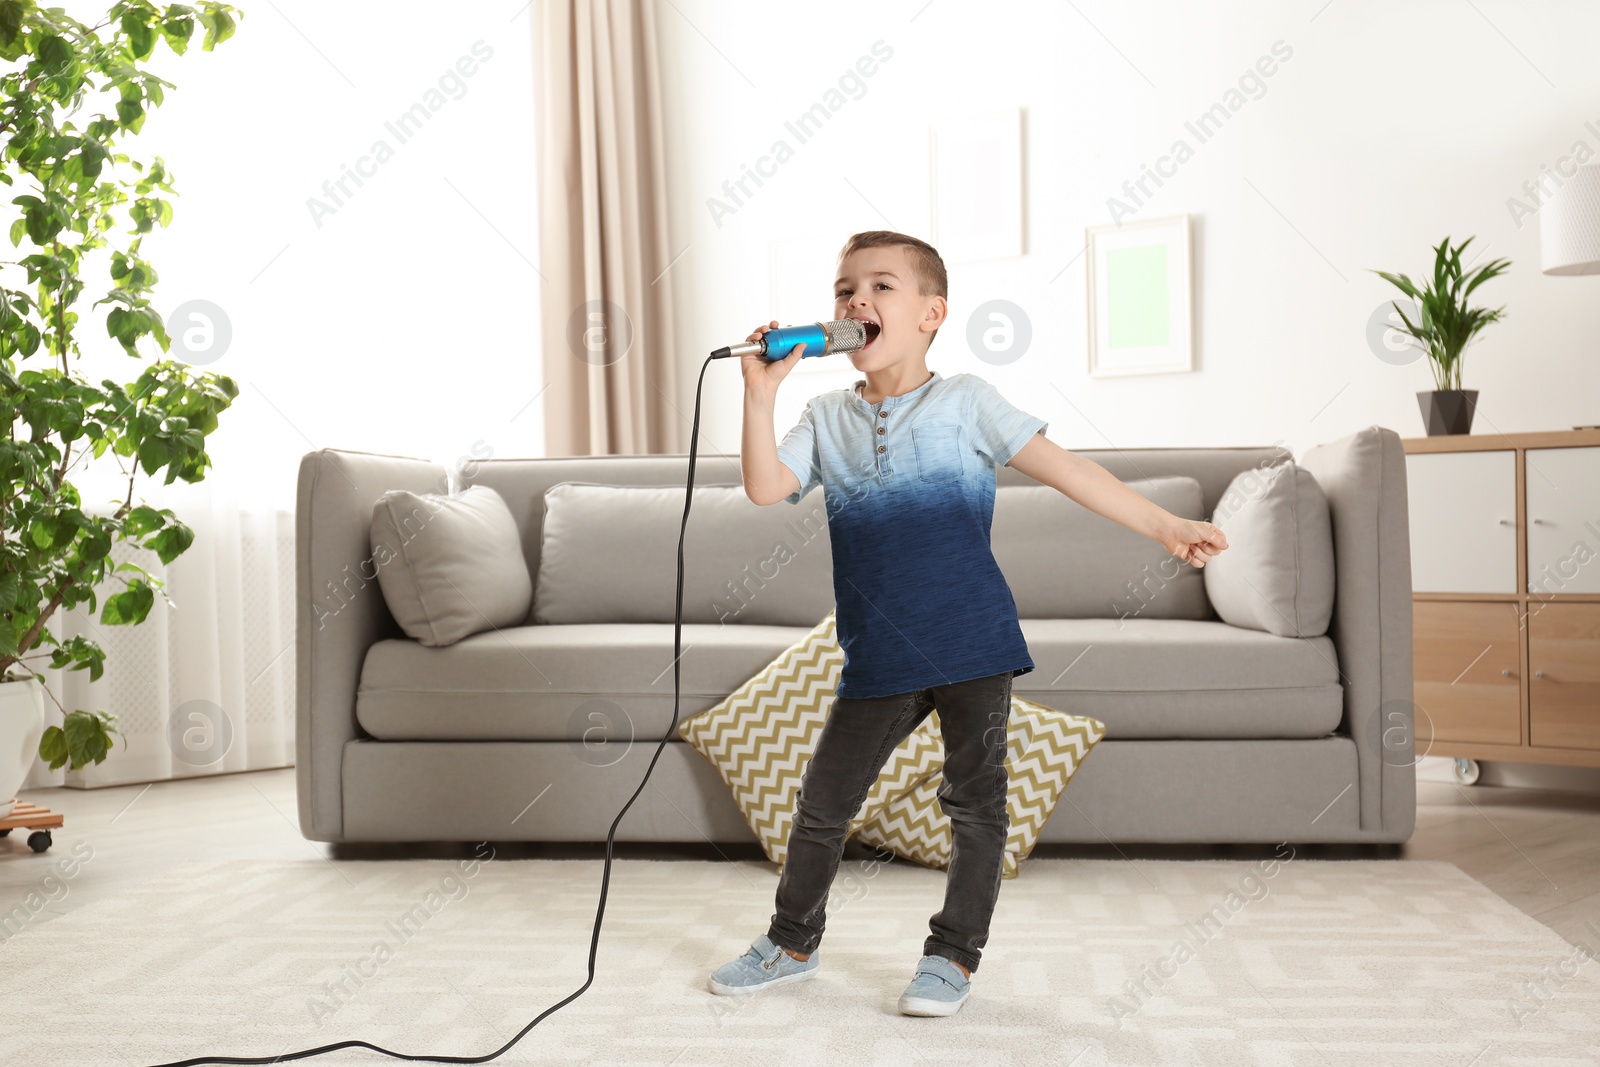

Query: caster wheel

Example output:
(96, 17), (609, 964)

(27, 830), (51, 853)
(1453, 758), (1481, 785)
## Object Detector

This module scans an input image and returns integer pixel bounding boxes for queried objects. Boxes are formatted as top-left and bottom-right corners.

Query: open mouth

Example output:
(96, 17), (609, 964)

(860, 321), (881, 350)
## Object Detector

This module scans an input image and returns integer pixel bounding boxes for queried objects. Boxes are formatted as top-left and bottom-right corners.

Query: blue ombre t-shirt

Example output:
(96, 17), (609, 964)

(775, 370), (1049, 700)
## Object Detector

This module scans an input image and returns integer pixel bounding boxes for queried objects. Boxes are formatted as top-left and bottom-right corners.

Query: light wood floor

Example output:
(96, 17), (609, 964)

(4, 766), (1598, 949)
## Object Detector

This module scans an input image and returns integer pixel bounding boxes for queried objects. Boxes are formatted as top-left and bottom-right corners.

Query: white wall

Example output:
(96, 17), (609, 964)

(657, 0), (1600, 462)
(41, 0), (1598, 511)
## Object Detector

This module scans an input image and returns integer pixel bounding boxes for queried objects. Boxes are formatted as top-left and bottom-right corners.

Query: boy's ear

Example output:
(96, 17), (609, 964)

(919, 294), (948, 334)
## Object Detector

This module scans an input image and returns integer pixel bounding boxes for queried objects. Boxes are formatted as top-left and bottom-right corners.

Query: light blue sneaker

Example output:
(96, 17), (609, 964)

(707, 934), (819, 995)
(897, 954), (971, 1016)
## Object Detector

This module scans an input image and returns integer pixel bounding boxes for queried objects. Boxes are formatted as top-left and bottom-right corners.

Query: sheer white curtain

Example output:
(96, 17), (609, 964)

(24, 480), (295, 789)
(21, 2), (542, 790)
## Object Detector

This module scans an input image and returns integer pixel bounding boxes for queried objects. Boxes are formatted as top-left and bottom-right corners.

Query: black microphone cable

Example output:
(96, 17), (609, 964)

(141, 352), (722, 1066)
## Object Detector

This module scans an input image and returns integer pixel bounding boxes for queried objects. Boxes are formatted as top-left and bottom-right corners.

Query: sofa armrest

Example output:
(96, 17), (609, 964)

(296, 448), (447, 842)
(1299, 425), (1416, 838)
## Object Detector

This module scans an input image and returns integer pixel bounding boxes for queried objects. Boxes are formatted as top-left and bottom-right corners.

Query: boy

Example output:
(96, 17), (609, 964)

(710, 230), (1228, 1016)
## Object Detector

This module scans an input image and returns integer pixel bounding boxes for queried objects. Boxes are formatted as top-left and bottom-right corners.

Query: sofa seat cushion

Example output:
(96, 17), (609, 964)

(1017, 618), (1343, 739)
(356, 621), (822, 742)
(355, 616), (1342, 743)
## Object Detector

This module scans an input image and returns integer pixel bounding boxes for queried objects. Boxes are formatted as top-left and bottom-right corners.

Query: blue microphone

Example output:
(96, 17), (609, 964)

(710, 318), (876, 361)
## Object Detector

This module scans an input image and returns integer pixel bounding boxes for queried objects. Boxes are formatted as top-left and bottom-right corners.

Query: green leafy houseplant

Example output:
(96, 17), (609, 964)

(0, 0), (241, 773)
(1370, 235), (1511, 393)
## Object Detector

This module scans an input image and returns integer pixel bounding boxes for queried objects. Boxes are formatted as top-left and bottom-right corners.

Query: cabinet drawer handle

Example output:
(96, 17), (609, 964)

(1501, 669), (1511, 677)
(1534, 670), (1545, 679)
(1498, 518), (1515, 525)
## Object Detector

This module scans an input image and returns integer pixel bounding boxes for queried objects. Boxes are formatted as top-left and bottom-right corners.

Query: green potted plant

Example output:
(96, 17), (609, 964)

(0, 0), (241, 808)
(1370, 235), (1511, 436)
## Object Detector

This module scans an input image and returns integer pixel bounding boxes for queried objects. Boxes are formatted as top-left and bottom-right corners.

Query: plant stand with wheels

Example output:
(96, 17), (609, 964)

(0, 802), (64, 853)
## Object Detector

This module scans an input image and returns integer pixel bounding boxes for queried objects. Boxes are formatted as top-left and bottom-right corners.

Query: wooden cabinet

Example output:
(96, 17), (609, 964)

(1407, 451), (1518, 593)
(1414, 601), (1521, 745)
(1403, 429), (1600, 767)
(1529, 603), (1600, 749)
(1526, 446), (1600, 596)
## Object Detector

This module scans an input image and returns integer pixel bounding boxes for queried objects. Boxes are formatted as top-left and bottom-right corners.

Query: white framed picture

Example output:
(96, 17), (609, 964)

(1085, 213), (1193, 377)
(930, 108), (1024, 264)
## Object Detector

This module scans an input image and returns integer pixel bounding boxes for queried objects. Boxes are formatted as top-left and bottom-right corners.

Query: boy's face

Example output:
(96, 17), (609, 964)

(833, 245), (947, 370)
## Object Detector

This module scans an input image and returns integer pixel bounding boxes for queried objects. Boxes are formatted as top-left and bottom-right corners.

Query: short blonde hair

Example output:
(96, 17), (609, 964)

(836, 230), (948, 299)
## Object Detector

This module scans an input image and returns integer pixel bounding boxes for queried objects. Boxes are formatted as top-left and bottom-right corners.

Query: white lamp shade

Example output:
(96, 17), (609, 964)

(1541, 161), (1600, 275)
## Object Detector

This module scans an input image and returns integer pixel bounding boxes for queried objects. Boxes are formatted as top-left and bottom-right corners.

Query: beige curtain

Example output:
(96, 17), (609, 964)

(537, 0), (682, 457)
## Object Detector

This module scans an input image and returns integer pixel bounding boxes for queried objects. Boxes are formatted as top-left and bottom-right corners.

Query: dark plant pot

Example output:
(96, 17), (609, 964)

(1417, 390), (1479, 435)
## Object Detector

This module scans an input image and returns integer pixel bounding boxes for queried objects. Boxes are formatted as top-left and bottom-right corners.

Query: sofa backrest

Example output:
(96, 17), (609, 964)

(995, 478), (1210, 621)
(464, 444), (1292, 626)
(995, 447), (1289, 621)
(529, 481), (835, 627)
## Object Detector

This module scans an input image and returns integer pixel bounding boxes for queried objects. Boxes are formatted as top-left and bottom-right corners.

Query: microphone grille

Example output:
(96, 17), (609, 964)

(822, 318), (866, 352)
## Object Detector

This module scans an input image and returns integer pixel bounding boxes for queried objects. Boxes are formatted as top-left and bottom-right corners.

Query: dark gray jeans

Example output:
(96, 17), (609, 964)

(766, 670), (1013, 974)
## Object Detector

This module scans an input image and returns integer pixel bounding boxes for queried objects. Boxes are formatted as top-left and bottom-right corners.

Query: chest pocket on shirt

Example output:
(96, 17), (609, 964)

(911, 422), (967, 485)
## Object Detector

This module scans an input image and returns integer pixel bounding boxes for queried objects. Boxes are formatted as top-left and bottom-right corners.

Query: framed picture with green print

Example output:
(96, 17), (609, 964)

(1086, 212), (1194, 377)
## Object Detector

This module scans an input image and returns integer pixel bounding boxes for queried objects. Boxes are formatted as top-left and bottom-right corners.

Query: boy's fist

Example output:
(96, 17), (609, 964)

(740, 319), (805, 398)
(1164, 519), (1228, 568)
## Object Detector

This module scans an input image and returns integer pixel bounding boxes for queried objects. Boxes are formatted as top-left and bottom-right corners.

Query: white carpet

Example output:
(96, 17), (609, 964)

(4, 852), (1598, 1066)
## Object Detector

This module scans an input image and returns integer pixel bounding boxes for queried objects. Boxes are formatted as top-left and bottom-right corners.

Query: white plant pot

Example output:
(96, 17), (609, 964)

(0, 676), (47, 819)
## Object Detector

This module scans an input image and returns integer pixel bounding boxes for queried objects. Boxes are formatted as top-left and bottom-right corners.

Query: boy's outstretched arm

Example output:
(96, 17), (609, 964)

(1005, 433), (1230, 569)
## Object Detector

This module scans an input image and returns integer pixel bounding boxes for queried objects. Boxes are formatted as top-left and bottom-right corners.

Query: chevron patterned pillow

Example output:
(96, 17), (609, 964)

(853, 697), (1106, 879)
(677, 611), (941, 869)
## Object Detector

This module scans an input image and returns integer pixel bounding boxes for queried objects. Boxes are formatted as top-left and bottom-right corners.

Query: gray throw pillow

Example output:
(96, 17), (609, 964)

(370, 485), (533, 647)
(532, 483), (835, 627)
(992, 476), (1212, 621)
(1203, 460), (1335, 637)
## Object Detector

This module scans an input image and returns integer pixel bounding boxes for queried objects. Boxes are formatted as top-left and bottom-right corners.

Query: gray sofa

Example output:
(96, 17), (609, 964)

(295, 425), (1416, 847)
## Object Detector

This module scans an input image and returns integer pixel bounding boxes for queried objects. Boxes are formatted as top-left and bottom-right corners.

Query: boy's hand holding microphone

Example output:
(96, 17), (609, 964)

(718, 318), (874, 403)
(739, 320), (807, 403)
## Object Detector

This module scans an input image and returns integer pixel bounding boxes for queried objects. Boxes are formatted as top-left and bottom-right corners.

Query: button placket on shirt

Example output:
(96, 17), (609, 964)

(873, 399), (894, 476)
(875, 406), (888, 474)
(857, 373), (939, 481)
